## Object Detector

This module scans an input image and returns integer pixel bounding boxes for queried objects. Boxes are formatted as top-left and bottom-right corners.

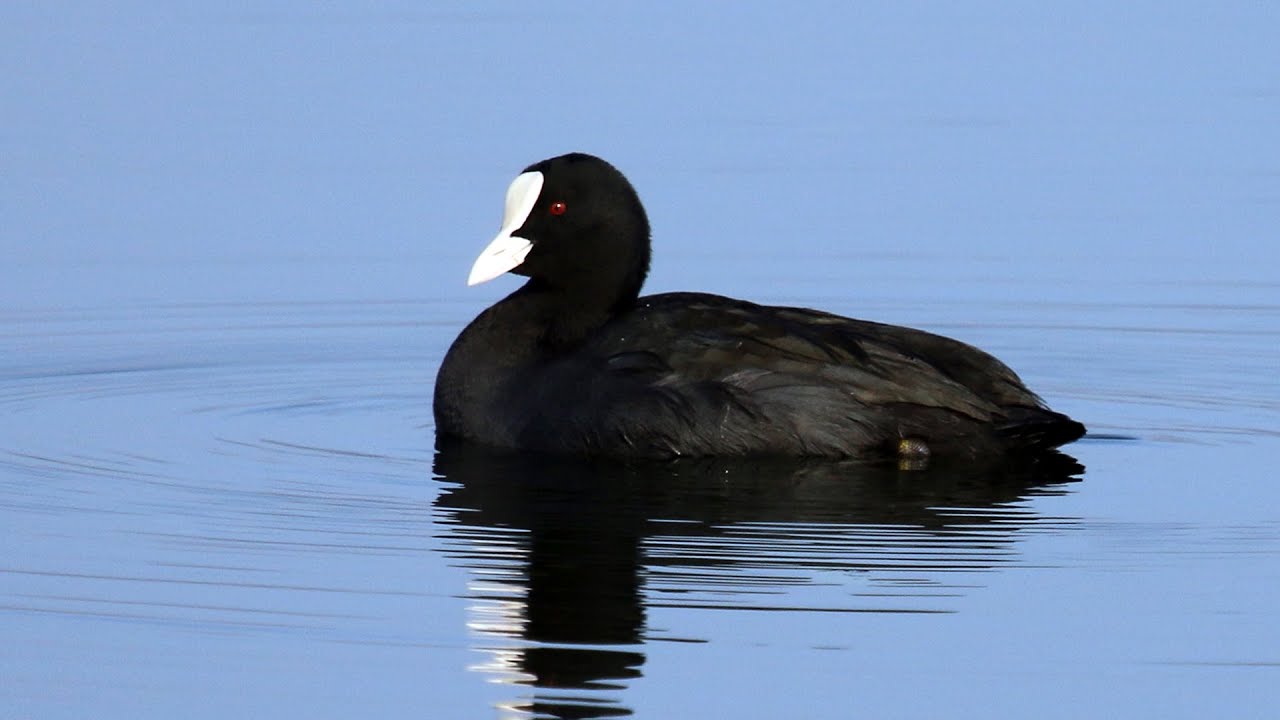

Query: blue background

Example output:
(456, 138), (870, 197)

(3, 3), (1278, 718)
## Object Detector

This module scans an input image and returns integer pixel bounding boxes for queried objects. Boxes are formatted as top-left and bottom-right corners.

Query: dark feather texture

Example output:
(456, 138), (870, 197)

(434, 153), (1084, 460)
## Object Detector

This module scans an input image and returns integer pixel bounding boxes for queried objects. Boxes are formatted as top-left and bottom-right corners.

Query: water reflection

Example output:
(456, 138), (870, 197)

(433, 443), (1083, 719)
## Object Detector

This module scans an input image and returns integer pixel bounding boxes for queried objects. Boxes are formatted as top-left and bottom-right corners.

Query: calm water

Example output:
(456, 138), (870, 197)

(3, 4), (1279, 719)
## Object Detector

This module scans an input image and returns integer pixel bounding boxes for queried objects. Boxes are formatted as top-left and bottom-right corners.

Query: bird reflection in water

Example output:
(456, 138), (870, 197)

(432, 440), (1083, 719)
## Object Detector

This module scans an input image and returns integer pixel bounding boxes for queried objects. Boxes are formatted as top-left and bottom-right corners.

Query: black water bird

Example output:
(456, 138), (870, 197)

(434, 153), (1085, 460)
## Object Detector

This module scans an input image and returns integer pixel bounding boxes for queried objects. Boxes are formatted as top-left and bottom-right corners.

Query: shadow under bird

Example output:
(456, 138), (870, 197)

(434, 153), (1085, 460)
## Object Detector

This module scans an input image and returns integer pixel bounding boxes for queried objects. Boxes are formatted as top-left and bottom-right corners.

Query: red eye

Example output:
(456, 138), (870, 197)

(549, 201), (567, 216)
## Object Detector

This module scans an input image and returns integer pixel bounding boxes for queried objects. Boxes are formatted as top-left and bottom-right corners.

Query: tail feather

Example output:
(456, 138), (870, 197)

(997, 407), (1086, 451)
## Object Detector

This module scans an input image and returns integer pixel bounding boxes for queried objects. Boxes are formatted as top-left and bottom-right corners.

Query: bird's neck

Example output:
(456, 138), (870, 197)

(433, 279), (638, 437)
(515, 278), (640, 352)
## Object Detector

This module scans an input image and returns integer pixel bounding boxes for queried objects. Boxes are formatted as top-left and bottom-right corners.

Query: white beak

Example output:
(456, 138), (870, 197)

(467, 171), (544, 286)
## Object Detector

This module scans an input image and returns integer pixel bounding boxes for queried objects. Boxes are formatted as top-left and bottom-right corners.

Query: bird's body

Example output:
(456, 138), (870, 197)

(434, 153), (1084, 460)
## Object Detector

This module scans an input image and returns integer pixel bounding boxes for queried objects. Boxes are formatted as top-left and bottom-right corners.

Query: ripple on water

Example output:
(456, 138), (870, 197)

(1, 301), (445, 645)
(2, 287), (1279, 719)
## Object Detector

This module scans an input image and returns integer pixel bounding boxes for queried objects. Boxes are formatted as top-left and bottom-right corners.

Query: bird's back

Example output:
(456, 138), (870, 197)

(509, 292), (1084, 459)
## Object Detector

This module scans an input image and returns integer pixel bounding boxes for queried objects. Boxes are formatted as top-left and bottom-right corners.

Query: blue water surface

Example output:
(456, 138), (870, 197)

(2, 3), (1278, 719)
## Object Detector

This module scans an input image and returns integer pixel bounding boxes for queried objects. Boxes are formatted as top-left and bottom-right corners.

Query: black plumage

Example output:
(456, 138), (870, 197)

(434, 153), (1085, 460)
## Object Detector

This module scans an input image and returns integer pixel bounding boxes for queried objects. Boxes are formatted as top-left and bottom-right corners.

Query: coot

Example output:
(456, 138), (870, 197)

(434, 153), (1085, 460)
